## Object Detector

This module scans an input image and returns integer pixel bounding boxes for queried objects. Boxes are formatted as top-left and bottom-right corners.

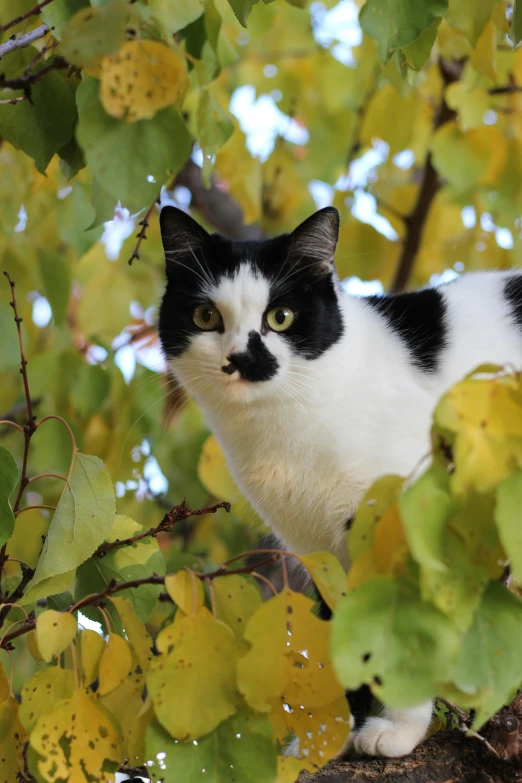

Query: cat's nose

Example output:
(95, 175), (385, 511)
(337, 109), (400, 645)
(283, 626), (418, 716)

(221, 356), (238, 375)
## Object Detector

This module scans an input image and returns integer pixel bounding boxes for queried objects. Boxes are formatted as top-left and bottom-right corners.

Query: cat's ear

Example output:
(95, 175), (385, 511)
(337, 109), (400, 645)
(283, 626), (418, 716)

(160, 206), (210, 267)
(289, 207), (340, 272)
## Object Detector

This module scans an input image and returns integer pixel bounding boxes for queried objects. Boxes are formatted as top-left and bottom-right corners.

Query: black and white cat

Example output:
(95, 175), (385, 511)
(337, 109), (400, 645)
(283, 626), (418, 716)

(158, 204), (522, 759)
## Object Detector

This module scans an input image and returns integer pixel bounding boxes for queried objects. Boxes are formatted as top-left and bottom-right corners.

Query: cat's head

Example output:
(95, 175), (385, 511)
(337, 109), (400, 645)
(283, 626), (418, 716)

(158, 206), (343, 404)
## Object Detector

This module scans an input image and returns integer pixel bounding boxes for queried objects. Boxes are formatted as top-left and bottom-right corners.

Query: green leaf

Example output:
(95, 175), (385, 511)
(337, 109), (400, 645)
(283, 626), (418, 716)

(149, 0), (206, 35)
(0, 445), (18, 548)
(145, 710), (277, 783)
(359, 0), (448, 64)
(60, 2), (128, 68)
(399, 466), (456, 572)
(22, 571), (76, 606)
(0, 68), (77, 173)
(495, 470), (522, 583)
(26, 453), (115, 597)
(76, 515), (165, 621)
(511, 0), (522, 45)
(399, 19), (439, 72)
(55, 179), (102, 256)
(446, 0), (496, 46)
(41, 0), (89, 38)
(71, 363), (110, 419)
(38, 249), (72, 327)
(442, 584), (522, 726)
(225, 0), (256, 27)
(197, 89), (235, 185)
(331, 575), (460, 707)
(76, 76), (192, 214)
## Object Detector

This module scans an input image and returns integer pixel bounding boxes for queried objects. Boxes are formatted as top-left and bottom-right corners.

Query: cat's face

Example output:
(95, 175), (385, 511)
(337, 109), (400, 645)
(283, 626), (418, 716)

(158, 206), (343, 405)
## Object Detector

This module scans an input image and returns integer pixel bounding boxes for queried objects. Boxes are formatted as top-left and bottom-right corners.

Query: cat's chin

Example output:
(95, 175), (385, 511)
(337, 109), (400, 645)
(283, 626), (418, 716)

(222, 376), (272, 403)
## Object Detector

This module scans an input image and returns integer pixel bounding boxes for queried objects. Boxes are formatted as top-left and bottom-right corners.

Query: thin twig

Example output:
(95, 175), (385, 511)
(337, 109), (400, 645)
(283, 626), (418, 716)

(0, 23), (50, 59)
(0, 0), (55, 34)
(0, 55), (67, 90)
(95, 499), (231, 556)
(15, 505), (56, 517)
(488, 85), (522, 95)
(0, 95), (27, 105)
(128, 198), (159, 265)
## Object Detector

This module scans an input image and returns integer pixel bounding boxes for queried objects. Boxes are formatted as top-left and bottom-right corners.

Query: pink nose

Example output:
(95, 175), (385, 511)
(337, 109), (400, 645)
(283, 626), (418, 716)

(230, 345), (237, 354)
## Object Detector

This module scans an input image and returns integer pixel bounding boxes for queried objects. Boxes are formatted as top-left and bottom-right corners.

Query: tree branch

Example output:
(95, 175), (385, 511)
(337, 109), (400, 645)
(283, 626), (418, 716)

(175, 158), (263, 240)
(0, 23), (50, 59)
(0, 0), (55, 34)
(0, 55), (68, 90)
(389, 59), (461, 293)
(94, 499), (231, 555)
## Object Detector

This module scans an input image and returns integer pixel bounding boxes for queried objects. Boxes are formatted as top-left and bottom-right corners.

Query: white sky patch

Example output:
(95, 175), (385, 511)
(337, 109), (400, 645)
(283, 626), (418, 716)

(496, 227), (514, 249)
(336, 141), (389, 191)
(309, 180), (334, 209)
(461, 206), (476, 229)
(144, 455), (169, 495)
(393, 149), (415, 170)
(430, 268), (459, 286)
(342, 276), (384, 295)
(101, 203), (136, 261)
(351, 190), (399, 241)
(311, 0), (362, 65)
(78, 612), (103, 634)
(32, 295), (52, 327)
(230, 85), (309, 160)
(15, 205), (27, 232)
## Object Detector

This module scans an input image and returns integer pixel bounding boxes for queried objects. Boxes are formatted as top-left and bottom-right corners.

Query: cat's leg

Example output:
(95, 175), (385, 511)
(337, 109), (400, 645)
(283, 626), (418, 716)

(347, 701), (433, 758)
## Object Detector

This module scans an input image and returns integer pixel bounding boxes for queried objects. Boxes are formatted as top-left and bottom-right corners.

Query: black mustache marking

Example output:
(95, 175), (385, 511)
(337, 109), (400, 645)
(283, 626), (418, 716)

(221, 331), (279, 382)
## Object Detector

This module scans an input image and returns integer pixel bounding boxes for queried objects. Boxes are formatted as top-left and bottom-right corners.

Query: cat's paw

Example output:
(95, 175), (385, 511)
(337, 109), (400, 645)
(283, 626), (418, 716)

(350, 716), (422, 757)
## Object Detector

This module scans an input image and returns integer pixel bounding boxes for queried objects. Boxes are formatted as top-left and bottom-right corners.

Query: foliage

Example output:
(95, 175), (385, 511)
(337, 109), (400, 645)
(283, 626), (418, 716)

(2, 0), (522, 781)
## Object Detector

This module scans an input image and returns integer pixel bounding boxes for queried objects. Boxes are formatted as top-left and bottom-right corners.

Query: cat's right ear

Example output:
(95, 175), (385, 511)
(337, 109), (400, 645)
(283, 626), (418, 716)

(160, 206), (210, 270)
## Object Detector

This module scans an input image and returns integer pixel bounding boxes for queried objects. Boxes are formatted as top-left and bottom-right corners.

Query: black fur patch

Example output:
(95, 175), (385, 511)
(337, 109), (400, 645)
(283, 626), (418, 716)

(365, 288), (448, 373)
(223, 331), (279, 382)
(158, 207), (344, 363)
(504, 275), (522, 330)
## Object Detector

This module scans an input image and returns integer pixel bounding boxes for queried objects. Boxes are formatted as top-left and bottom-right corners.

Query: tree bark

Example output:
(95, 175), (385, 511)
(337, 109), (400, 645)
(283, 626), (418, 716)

(299, 730), (522, 783)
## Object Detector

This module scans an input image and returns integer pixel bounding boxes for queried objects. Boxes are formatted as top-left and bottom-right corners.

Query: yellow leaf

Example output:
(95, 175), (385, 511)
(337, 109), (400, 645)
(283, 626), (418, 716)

(147, 607), (239, 740)
(98, 633), (132, 696)
(271, 694), (351, 772)
(36, 610), (77, 662)
(445, 83), (490, 131)
(30, 688), (121, 782)
(275, 755), (304, 783)
(470, 19), (496, 80)
(165, 570), (204, 614)
(213, 574), (262, 646)
(215, 128), (262, 223)
(100, 677), (151, 765)
(238, 590), (345, 713)
(80, 629), (105, 685)
(298, 552), (347, 611)
(198, 435), (255, 521)
(0, 660), (9, 703)
(100, 40), (188, 122)
(111, 596), (154, 672)
(373, 503), (409, 575)
(27, 630), (43, 662)
(20, 667), (75, 735)
(0, 696), (26, 781)
(361, 84), (418, 156)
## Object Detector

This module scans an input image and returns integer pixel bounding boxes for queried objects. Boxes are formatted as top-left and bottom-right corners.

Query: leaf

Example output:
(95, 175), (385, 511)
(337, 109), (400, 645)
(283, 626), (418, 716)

(399, 466), (456, 571)
(29, 688), (121, 782)
(298, 552), (347, 612)
(111, 596), (155, 672)
(197, 89), (235, 184)
(98, 633), (133, 696)
(76, 76), (192, 214)
(0, 696), (26, 781)
(146, 710), (277, 783)
(41, 0), (89, 38)
(60, 2), (128, 67)
(511, 0), (522, 45)
(80, 629), (105, 685)
(0, 68), (77, 173)
(359, 0), (448, 64)
(349, 475), (404, 562)
(213, 574), (262, 645)
(446, 0), (496, 46)
(198, 435), (255, 521)
(238, 589), (344, 713)
(149, 0), (206, 35)
(100, 678), (151, 766)
(36, 610), (77, 662)
(271, 694), (351, 772)
(331, 576), (461, 707)
(76, 515), (165, 621)
(442, 584), (522, 726)
(165, 570), (204, 614)
(19, 667), (75, 735)
(22, 569), (76, 606)
(0, 661), (8, 704)
(214, 128), (262, 224)
(100, 41), (188, 123)
(495, 470), (522, 583)
(147, 607), (239, 740)
(225, 0), (256, 27)
(71, 363), (110, 419)
(0, 444), (18, 548)
(38, 249), (72, 328)
(27, 452), (116, 597)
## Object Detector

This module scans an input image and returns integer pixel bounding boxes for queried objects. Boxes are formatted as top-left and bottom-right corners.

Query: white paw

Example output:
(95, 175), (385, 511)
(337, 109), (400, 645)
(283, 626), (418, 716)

(351, 716), (423, 757)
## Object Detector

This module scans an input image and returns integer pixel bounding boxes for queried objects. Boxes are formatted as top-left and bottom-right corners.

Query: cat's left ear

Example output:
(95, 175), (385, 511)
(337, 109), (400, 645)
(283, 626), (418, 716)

(159, 205), (210, 265)
(289, 207), (340, 272)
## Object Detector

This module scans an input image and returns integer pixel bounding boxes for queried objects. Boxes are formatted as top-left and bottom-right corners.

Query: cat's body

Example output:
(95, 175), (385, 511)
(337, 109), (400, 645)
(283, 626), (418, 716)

(158, 205), (522, 759)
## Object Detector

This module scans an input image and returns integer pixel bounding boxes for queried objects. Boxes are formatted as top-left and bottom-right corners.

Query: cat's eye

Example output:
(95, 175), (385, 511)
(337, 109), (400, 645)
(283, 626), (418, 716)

(193, 304), (223, 331)
(266, 306), (295, 332)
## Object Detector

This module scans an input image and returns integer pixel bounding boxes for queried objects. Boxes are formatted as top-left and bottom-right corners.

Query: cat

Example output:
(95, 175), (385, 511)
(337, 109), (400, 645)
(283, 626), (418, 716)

(157, 204), (522, 759)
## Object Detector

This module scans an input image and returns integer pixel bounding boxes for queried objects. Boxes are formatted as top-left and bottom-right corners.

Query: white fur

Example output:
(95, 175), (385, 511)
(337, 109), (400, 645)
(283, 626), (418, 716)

(168, 267), (522, 757)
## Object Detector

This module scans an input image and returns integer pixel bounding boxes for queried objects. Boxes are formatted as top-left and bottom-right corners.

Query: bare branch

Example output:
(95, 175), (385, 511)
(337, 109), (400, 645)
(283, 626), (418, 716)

(0, 23), (50, 60)
(0, 0), (55, 34)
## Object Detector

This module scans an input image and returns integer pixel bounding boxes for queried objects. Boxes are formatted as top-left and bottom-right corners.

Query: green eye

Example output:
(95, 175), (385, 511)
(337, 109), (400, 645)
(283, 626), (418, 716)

(266, 306), (295, 332)
(193, 304), (223, 331)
